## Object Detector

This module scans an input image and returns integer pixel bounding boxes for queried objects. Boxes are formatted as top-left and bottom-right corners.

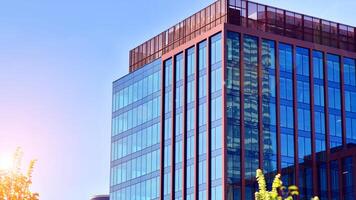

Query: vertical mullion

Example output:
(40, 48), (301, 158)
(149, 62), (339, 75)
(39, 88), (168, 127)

(239, 33), (246, 200)
(275, 41), (282, 173)
(309, 49), (318, 196)
(171, 56), (177, 200)
(323, 52), (332, 200)
(194, 44), (199, 200)
(339, 56), (347, 199)
(340, 56), (347, 146)
(258, 37), (264, 169)
(292, 45), (299, 188)
(160, 61), (166, 200)
(182, 51), (187, 200)
(222, 28), (228, 200)
(206, 37), (212, 200)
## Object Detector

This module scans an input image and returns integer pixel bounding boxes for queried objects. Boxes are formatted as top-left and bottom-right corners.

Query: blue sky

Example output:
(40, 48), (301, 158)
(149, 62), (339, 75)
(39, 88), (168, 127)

(0, 0), (355, 199)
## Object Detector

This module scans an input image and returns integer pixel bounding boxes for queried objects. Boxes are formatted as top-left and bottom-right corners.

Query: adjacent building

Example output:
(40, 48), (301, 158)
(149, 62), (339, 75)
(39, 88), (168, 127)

(110, 0), (356, 199)
(91, 195), (109, 200)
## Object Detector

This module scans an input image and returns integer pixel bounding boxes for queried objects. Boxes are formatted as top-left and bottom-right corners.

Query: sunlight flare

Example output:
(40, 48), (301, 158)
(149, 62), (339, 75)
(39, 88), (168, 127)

(0, 153), (13, 171)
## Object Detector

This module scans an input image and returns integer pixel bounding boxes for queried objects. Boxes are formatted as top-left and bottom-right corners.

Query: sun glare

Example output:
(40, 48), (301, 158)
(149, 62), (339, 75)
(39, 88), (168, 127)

(0, 154), (13, 171)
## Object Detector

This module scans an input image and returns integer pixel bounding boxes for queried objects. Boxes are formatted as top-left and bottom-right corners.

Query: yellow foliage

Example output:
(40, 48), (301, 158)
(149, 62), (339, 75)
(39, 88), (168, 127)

(0, 148), (39, 200)
(255, 169), (317, 200)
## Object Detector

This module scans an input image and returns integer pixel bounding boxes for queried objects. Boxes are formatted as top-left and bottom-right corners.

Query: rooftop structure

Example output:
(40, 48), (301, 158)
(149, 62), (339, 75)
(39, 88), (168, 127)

(129, 0), (355, 72)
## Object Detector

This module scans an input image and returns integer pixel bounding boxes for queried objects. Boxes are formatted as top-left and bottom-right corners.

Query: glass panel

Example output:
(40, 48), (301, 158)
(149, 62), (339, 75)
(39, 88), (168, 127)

(243, 35), (259, 198)
(343, 157), (354, 200)
(327, 54), (342, 149)
(344, 58), (356, 145)
(111, 60), (161, 199)
(279, 43), (295, 186)
(226, 32), (241, 200)
(262, 39), (277, 186)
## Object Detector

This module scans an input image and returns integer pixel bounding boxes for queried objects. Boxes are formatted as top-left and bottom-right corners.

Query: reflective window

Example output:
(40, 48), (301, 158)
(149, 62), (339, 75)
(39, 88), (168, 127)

(318, 164), (328, 199)
(199, 75), (207, 98)
(198, 159), (207, 185)
(296, 46), (313, 199)
(211, 67), (222, 92)
(211, 185), (223, 200)
(327, 54), (340, 83)
(327, 54), (342, 149)
(226, 31), (241, 181)
(344, 58), (356, 144)
(210, 33), (223, 196)
(313, 51), (326, 153)
(199, 103), (207, 127)
(186, 47), (196, 197)
(211, 126), (222, 151)
(112, 77), (161, 112)
(198, 40), (208, 199)
(344, 58), (356, 86)
(112, 96), (161, 136)
(176, 53), (184, 81)
(111, 123), (160, 161)
(262, 39), (277, 184)
(163, 58), (173, 198)
(187, 47), (195, 76)
(174, 52), (184, 196)
(343, 157), (354, 200)
(165, 59), (173, 87)
(110, 176), (159, 200)
(111, 149), (160, 186)
(211, 33), (222, 65)
(243, 35), (259, 198)
(199, 41), (207, 70)
(279, 43), (293, 73)
(211, 96), (222, 121)
(297, 80), (310, 104)
(314, 85), (324, 106)
(313, 51), (324, 79)
(298, 108), (311, 131)
(296, 47), (310, 76)
(331, 160), (340, 200)
(187, 81), (195, 104)
(279, 43), (294, 186)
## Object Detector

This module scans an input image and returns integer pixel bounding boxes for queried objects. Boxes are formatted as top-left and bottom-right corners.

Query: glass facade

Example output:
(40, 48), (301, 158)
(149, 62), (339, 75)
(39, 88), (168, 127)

(313, 51), (328, 200)
(198, 40), (208, 200)
(111, 60), (161, 200)
(226, 31), (241, 200)
(343, 157), (354, 200)
(344, 58), (356, 144)
(164, 58), (173, 200)
(174, 53), (184, 200)
(262, 39), (277, 186)
(296, 47), (313, 199)
(186, 47), (196, 200)
(327, 54), (343, 149)
(210, 33), (223, 200)
(279, 43), (295, 186)
(112, 1), (356, 199)
(243, 35), (259, 199)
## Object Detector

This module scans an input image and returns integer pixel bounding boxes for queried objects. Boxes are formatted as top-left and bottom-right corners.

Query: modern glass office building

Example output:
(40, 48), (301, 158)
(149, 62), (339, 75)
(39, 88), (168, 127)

(110, 0), (356, 199)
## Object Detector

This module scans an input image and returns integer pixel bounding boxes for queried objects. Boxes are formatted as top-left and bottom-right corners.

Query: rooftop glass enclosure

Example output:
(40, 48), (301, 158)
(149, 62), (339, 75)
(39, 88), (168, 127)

(129, 0), (356, 72)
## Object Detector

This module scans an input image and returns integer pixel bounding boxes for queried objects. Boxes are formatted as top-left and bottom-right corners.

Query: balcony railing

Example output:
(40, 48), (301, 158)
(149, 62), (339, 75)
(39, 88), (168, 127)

(129, 0), (228, 72)
(228, 0), (355, 52)
(129, 0), (356, 72)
